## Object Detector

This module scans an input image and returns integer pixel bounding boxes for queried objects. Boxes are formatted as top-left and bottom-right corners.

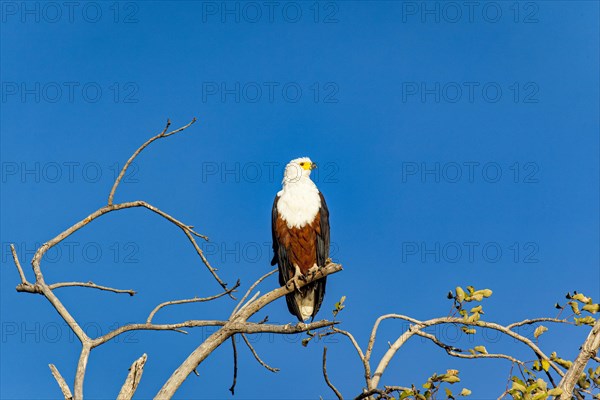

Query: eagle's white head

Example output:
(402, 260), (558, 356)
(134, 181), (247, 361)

(283, 157), (317, 185)
(278, 156), (321, 228)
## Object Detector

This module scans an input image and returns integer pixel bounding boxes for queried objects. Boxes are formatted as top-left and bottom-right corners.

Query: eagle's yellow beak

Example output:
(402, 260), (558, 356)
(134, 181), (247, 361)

(301, 162), (317, 171)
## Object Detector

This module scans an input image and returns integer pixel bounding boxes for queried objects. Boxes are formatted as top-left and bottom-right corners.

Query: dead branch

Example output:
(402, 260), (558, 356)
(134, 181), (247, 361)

(49, 364), (73, 400)
(241, 334), (279, 372)
(49, 281), (136, 295)
(92, 320), (227, 347)
(229, 337), (238, 395)
(231, 269), (277, 317)
(559, 318), (600, 398)
(323, 347), (343, 400)
(117, 354), (147, 400)
(369, 316), (565, 389)
(108, 118), (197, 206)
(155, 262), (342, 398)
(147, 281), (240, 324)
(414, 330), (525, 365)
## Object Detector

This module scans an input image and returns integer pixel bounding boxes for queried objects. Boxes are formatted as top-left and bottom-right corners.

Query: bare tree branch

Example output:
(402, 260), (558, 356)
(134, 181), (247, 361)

(323, 347), (343, 400)
(146, 281), (240, 324)
(74, 345), (91, 400)
(10, 244), (29, 285)
(369, 316), (565, 389)
(91, 320), (227, 347)
(48, 281), (136, 295)
(229, 337), (238, 395)
(231, 269), (277, 317)
(108, 118), (197, 206)
(414, 330), (526, 365)
(331, 327), (370, 388)
(559, 318), (600, 399)
(506, 317), (569, 330)
(155, 262), (342, 398)
(117, 354), (147, 400)
(49, 364), (73, 400)
(241, 334), (279, 372)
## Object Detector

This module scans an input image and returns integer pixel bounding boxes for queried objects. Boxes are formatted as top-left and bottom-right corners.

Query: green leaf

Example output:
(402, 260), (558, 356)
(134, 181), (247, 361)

(572, 293), (591, 304)
(534, 326), (548, 339)
(569, 302), (581, 315)
(399, 390), (412, 400)
(456, 287), (466, 302)
(575, 316), (596, 326)
(473, 289), (493, 298)
(531, 392), (548, 400)
(583, 304), (600, 314)
(541, 359), (550, 372)
(536, 378), (547, 391)
(459, 388), (471, 396)
(442, 375), (460, 384)
(461, 326), (476, 335)
(332, 296), (346, 317)
(550, 353), (572, 369)
(547, 388), (563, 396)
(466, 312), (480, 323)
(466, 293), (484, 302)
(445, 388), (454, 399)
(473, 346), (488, 354)
(469, 305), (483, 314)
(511, 381), (527, 392)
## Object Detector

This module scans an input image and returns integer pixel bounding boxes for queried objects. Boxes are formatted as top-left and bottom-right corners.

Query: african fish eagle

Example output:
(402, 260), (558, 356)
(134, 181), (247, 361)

(271, 157), (330, 321)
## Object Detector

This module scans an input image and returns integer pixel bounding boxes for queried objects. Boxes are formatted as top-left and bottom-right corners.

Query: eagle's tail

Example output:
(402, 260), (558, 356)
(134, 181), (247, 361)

(286, 277), (327, 322)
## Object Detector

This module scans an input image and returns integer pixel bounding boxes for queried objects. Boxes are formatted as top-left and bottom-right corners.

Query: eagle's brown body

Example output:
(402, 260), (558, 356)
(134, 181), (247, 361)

(273, 211), (322, 276)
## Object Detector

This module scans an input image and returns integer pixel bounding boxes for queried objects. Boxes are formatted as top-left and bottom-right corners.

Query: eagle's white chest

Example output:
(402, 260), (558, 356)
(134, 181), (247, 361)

(277, 179), (321, 229)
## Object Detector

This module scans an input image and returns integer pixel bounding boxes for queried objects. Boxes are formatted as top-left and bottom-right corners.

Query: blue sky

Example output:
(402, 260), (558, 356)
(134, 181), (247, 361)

(1, 1), (599, 399)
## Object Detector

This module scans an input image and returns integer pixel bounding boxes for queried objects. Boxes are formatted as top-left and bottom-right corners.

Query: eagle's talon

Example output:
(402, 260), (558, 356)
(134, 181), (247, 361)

(285, 275), (303, 293)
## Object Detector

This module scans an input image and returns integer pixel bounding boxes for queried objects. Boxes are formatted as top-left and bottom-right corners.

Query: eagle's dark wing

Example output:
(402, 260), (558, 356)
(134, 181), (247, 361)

(311, 191), (330, 319)
(271, 195), (303, 319)
(316, 191), (330, 267)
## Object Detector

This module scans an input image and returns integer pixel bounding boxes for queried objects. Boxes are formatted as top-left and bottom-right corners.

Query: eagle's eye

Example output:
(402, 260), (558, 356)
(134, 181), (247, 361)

(300, 162), (305, 166)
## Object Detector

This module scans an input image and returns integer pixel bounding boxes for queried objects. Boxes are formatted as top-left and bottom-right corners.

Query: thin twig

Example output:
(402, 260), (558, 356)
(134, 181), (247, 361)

(506, 317), (569, 330)
(241, 334), (279, 372)
(92, 320), (227, 347)
(323, 347), (343, 400)
(414, 330), (526, 365)
(147, 281), (240, 324)
(235, 291), (260, 315)
(49, 281), (136, 295)
(331, 327), (370, 388)
(231, 269), (277, 317)
(49, 364), (73, 400)
(108, 118), (197, 205)
(10, 244), (28, 285)
(229, 336), (238, 395)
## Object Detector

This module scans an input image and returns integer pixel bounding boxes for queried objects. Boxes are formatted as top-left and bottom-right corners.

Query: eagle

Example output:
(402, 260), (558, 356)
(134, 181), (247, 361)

(271, 157), (330, 322)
